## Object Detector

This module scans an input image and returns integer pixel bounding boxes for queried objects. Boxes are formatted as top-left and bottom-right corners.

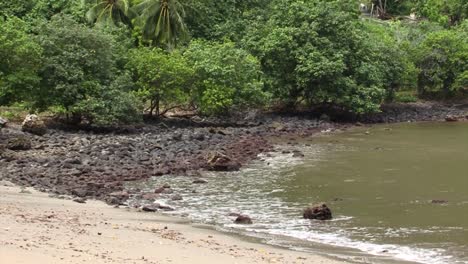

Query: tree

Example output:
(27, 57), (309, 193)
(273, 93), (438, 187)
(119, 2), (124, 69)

(0, 17), (42, 105)
(33, 15), (115, 112)
(127, 47), (195, 116)
(133, 0), (188, 49)
(85, 0), (133, 27)
(243, 0), (409, 113)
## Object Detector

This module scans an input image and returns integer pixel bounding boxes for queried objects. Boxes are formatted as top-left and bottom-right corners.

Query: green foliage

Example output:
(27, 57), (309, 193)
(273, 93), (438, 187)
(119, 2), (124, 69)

(0, 17), (42, 105)
(85, 0), (133, 27)
(184, 40), (266, 115)
(127, 47), (195, 115)
(415, 25), (468, 97)
(33, 15), (116, 111)
(244, 0), (411, 113)
(72, 75), (143, 126)
(416, 0), (468, 26)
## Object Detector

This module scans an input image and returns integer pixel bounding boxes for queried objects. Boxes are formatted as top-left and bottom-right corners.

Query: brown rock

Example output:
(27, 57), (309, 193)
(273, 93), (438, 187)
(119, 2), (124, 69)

(303, 203), (332, 220)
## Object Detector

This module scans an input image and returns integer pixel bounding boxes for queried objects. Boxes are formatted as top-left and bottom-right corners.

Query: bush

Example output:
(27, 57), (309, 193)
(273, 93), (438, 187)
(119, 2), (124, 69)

(0, 17), (42, 105)
(72, 76), (143, 127)
(415, 25), (468, 97)
(184, 40), (267, 115)
(127, 47), (195, 116)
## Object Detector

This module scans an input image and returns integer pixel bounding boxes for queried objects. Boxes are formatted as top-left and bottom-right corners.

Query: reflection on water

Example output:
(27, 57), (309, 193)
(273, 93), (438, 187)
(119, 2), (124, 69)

(129, 122), (468, 264)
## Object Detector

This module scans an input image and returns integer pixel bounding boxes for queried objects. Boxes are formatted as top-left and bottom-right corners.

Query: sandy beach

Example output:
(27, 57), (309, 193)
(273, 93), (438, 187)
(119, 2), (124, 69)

(0, 182), (345, 264)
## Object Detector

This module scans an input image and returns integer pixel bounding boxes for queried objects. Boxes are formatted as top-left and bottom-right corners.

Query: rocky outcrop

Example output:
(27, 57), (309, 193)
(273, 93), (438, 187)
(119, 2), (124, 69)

(22, 114), (47, 136)
(303, 203), (332, 220)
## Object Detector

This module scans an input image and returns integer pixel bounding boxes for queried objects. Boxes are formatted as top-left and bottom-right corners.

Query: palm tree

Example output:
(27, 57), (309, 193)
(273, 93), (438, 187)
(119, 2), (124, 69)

(133, 0), (188, 49)
(84, 0), (134, 27)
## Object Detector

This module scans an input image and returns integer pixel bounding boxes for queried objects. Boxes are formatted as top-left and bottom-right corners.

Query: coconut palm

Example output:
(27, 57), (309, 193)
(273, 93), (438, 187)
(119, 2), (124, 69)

(84, 0), (133, 27)
(133, 0), (188, 49)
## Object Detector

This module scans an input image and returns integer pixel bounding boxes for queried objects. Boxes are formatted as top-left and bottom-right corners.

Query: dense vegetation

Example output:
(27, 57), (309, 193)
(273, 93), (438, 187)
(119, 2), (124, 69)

(0, 0), (467, 126)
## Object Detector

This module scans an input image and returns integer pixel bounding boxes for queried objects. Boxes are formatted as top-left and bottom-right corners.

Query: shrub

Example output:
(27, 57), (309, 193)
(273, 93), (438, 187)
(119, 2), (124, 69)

(184, 40), (267, 115)
(72, 76), (143, 127)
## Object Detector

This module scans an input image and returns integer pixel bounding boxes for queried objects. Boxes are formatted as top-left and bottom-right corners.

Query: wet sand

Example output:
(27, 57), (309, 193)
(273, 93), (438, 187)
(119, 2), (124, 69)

(0, 183), (345, 264)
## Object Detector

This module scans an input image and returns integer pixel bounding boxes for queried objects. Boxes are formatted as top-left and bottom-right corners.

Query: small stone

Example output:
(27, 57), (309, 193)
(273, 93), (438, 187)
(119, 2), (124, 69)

(192, 179), (208, 184)
(73, 197), (86, 204)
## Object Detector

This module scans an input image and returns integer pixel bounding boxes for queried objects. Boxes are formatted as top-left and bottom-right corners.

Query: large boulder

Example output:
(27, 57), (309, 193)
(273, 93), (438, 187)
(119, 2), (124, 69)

(22, 114), (47, 136)
(303, 203), (332, 220)
(206, 152), (241, 171)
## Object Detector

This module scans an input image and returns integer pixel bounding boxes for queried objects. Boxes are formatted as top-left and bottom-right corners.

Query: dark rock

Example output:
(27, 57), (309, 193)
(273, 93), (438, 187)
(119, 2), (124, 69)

(22, 114), (47, 136)
(192, 133), (205, 141)
(154, 187), (165, 194)
(192, 179), (208, 184)
(171, 194), (183, 201)
(73, 197), (86, 204)
(234, 215), (253, 224)
(319, 114), (330, 122)
(142, 205), (158, 212)
(292, 150), (305, 157)
(107, 191), (129, 204)
(5, 135), (32, 151)
(303, 203), (332, 220)
(162, 183), (171, 189)
(431, 199), (448, 204)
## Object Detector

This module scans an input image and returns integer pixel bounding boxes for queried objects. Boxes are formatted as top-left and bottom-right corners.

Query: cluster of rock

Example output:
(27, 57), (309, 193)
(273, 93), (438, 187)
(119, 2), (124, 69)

(0, 114), (326, 203)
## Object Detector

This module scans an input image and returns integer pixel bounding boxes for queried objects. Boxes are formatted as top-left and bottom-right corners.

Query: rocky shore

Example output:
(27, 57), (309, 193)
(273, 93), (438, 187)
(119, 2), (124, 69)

(1, 102), (467, 207)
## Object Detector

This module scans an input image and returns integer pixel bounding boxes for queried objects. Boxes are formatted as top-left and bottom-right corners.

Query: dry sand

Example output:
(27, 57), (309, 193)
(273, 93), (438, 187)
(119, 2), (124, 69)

(0, 182), (346, 264)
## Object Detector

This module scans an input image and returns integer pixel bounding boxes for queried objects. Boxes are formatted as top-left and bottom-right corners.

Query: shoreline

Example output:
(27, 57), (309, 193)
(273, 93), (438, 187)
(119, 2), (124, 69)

(0, 183), (345, 264)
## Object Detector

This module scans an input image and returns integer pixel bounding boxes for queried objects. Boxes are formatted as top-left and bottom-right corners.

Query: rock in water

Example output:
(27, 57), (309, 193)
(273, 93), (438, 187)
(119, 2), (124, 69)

(234, 215), (253, 224)
(303, 203), (332, 220)
(22, 114), (47, 136)
(206, 152), (241, 171)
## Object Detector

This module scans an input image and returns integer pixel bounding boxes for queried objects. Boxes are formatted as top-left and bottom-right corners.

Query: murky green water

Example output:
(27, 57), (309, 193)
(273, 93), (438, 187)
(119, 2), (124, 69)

(132, 122), (468, 263)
